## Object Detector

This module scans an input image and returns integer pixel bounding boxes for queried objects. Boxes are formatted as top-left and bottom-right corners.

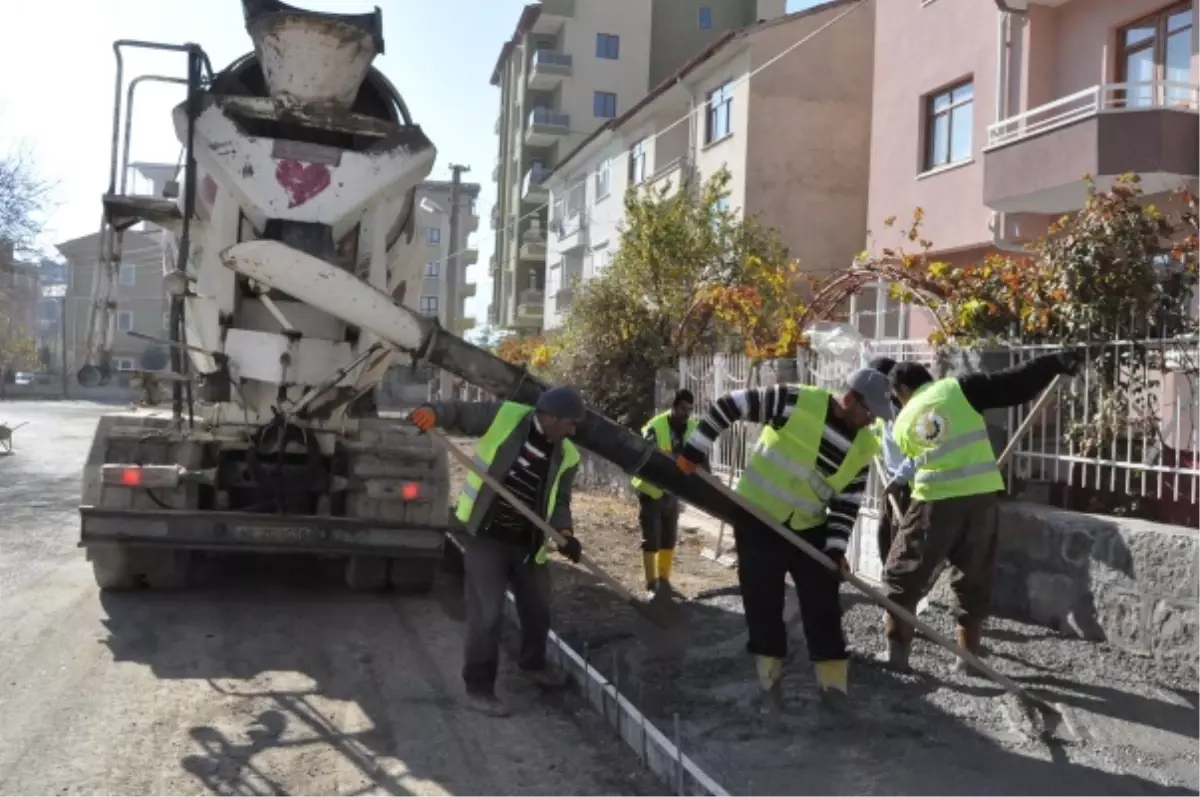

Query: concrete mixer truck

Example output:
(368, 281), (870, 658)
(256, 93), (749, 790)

(78, 0), (748, 593)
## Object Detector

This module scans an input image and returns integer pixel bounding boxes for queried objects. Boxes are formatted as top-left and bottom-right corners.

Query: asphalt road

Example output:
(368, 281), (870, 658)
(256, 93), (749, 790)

(0, 401), (657, 796)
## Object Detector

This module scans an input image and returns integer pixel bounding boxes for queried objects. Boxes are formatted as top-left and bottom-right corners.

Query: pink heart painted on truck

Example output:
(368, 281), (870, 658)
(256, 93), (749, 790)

(275, 159), (332, 208)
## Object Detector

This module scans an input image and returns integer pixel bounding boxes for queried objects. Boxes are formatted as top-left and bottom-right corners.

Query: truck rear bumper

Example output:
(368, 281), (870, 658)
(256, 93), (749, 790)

(79, 506), (447, 558)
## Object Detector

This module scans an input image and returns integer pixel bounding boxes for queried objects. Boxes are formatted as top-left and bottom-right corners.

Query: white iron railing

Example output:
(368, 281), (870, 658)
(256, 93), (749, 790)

(986, 80), (1200, 149)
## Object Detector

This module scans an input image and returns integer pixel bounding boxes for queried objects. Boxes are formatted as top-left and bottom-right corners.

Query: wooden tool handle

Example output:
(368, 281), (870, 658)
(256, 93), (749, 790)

(424, 427), (641, 605)
(695, 468), (1036, 701)
(997, 373), (1065, 469)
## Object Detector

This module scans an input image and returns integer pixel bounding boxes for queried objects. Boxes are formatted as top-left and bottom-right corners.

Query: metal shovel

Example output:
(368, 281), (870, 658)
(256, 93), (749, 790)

(424, 427), (689, 649)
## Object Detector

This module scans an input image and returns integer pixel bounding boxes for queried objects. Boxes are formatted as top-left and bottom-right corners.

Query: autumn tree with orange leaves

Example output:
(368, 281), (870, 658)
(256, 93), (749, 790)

(542, 167), (799, 426)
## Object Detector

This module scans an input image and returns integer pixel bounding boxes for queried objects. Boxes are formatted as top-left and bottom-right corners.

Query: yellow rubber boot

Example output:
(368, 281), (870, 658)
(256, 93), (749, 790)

(755, 655), (784, 714)
(813, 659), (849, 694)
(655, 549), (674, 583)
(642, 552), (658, 594)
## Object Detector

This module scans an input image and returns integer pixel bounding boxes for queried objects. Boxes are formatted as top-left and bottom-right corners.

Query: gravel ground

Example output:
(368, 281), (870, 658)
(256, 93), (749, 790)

(445, 438), (1200, 796)
(0, 402), (660, 796)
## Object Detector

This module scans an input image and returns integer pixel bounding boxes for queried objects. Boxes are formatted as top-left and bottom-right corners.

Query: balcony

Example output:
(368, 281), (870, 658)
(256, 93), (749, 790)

(492, 162), (501, 182)
(489, 254), (500, 276)
(522, 165), (551, 204)
(983, 81), (1199, 214)
(525, 107), (570, 147)
(645, 157), (695, 199)
(553, 210), (589, 252)
(515, 290), (545, 327)
(455, 315), (477, 334)
(531, 0), (574, 34)
(519, 238), (546, 261)
(459, 281), (477, 299)
(461, 247), (479, 266)
(528, 50), (573, 91)
(490, 204), (500, 230)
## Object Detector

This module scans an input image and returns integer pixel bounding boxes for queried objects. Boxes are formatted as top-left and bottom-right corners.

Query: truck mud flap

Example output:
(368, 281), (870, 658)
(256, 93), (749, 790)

(79, 506), (447, 557)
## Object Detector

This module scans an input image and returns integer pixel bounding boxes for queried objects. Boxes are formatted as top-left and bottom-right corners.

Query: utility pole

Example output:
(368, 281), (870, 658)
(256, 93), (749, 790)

(443, 164), (469, 398)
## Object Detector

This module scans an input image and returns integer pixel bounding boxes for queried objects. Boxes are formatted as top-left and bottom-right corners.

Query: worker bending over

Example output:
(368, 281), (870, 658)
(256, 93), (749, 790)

(410, 387), (586, 717)
(675, 370), (892, 710)
(882, 352), (1080, 671)
(631, 389), (701, 600)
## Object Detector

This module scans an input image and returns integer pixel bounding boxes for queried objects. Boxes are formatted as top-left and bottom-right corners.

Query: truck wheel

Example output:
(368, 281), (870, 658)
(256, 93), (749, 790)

(91, 549), (137, 591)
(345, 555), (389, 591)
(143, 551), (192, 589)
(389, 558), (437, 595)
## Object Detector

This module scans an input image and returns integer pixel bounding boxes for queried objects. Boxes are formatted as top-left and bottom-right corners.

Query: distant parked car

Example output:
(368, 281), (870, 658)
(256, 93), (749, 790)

(14, 372), (34, 386)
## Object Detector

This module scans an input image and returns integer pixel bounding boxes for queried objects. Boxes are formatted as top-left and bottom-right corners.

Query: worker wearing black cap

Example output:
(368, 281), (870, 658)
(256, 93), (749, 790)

(410, 387), (586, 717)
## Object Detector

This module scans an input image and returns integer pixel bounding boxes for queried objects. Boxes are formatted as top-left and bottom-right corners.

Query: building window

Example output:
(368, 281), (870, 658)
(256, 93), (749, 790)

(119, 263), (136, 286)
(1118, 3), (1193, 107)
(596, 33), (619, 60)
(116, 310), (134, 332)
(705, 80), (734, 143)
(923, 79), (973, 171)
(420, 296), (439, 315)
(594, 158), (611, 199)
(629, 139), (647, 185)
(593, 91), (617, 119)
(712, 195), (731, 230)
(426, 226), (441, 245)
(425, 261), (440, 278)
(698, 7), (712, 29)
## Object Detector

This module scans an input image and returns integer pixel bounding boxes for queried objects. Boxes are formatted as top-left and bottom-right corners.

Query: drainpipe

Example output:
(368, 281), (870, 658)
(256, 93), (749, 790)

(990, 7), (1028, 253)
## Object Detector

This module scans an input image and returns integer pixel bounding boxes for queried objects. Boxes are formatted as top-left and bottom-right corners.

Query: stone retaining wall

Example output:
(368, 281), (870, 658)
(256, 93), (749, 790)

(927, 501), (1198, 684)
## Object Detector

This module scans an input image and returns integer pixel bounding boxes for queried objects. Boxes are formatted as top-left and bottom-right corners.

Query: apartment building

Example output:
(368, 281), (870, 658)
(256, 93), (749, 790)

(863, 0), (1198, 340)
(488, 0), (786, 332)
(540, 0), (877, 329)
(413, 180), (482, 334)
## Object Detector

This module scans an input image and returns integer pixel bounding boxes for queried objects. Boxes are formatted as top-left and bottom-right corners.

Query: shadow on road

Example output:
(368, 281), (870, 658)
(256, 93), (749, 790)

(97, 555), (449, 797)
(546, 561), (1196, 797)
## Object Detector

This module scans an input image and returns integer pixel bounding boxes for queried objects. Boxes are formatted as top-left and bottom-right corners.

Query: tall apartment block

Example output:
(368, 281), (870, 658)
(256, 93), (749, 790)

(487, 0), (785, 332)
(414, 180), (482, 335)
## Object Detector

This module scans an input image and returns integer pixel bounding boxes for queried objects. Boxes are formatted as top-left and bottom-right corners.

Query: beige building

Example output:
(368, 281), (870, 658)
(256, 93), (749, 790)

(414, 180), (482, 334)
(541, 0), (877, 329)
(488, 0), (786, 331)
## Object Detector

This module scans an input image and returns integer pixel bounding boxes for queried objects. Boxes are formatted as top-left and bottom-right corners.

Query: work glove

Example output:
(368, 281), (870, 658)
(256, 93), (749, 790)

(409, 405), (436, 432)
(1054, 349), (1084, 377)
(675, 454), (699, 475)
(557, 532), (582, 564)
(828, 552), (851, 583)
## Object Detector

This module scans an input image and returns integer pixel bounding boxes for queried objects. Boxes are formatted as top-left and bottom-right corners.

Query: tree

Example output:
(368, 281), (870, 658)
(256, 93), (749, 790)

(140, 343), (170, 371)
(0, 149), (53, 255)
(553, 167), (796, 425)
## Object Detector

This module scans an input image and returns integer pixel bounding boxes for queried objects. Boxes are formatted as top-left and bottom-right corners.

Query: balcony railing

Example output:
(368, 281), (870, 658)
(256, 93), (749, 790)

(987, 81), (1200, 149)
(527, 107), (570, 129)
(532, 49), (573, 70)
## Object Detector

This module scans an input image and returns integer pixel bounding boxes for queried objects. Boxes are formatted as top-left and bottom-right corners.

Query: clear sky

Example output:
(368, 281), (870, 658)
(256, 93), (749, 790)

(0, 0), (820, 323)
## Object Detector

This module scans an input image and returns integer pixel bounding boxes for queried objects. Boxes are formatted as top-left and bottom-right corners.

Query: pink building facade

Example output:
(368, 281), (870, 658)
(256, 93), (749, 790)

(865, 0), (1198, 340)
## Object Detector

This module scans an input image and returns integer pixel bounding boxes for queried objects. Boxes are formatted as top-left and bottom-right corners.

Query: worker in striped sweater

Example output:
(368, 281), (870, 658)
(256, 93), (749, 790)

(675, 369), (892, 712)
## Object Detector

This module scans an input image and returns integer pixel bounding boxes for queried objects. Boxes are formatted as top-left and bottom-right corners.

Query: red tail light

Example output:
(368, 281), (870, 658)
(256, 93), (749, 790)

(121, 467), (143, 486)
(400, 482), (420, 501)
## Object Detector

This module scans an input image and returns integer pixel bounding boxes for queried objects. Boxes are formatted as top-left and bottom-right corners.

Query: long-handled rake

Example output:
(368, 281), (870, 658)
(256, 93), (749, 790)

(424, 427), (689, 652)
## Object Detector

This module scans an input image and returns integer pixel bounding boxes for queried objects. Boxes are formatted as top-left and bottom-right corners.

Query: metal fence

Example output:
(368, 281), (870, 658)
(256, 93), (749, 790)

(675, 334), (1200, 528)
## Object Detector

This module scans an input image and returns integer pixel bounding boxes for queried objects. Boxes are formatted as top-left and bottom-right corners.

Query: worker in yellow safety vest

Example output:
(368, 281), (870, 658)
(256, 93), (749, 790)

(410, 387), (586, 717)
(882, 352), (1081, 672)
(630, 389), (703, 600)
(674, 369), (893, 712)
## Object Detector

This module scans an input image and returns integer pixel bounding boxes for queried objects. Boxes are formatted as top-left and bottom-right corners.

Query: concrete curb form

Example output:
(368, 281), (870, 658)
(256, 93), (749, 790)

(449, 529), (727, 795)
(542, 626), (730, 797)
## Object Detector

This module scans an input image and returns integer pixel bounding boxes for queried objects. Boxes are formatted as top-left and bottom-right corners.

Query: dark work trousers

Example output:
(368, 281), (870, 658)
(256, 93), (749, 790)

(461, 533), (552, 696)
(878, 484), (913, 565)
(734, 519), (845, 662)
(883, 492), (1000, 636)
(638, 493), (680, 551)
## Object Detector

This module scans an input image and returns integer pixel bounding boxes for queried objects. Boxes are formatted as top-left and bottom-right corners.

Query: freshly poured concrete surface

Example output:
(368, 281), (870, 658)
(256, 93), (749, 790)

(0, 401), (658, 796)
